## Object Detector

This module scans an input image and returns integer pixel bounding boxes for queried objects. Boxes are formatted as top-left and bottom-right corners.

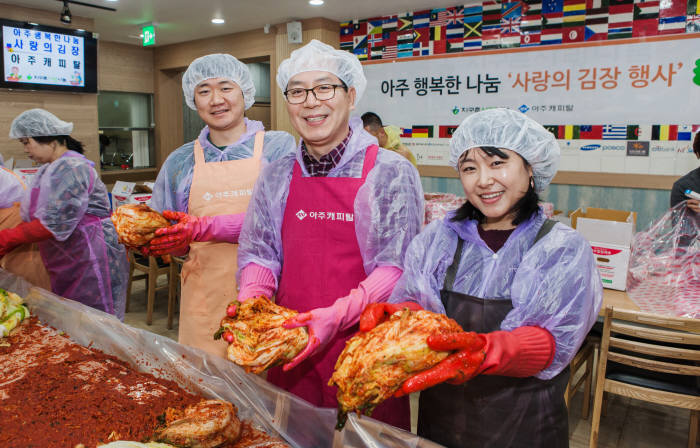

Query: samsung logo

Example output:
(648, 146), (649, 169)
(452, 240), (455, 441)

(580, 144), (600, 151)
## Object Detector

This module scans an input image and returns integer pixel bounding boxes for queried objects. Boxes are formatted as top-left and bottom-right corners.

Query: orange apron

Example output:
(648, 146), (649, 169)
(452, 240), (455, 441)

(179, 132), (264, 357)
(0, 168), (51, 290)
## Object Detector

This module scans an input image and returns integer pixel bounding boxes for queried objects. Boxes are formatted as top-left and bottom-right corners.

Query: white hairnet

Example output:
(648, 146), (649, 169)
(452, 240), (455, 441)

(9, 109), (74, 139)
(276, 39), (366, 105)
(449, 108), (560, 192)
(182, 53), (256, 111)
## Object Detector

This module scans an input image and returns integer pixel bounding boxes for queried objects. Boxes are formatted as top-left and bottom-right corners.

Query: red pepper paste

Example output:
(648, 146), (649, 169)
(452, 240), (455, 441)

(0, 317), (289, 448)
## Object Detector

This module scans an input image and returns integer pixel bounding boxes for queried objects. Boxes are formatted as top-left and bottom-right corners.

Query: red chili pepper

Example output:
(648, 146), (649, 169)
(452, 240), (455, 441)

(222, 331), (235, 343)
(226, 303), (237, 317)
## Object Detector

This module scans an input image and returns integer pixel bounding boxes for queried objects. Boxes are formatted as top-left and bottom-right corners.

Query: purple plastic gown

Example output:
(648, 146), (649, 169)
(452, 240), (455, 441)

(20, 151), (128, 319)
(238, 116), (424, 282)
(0, 167), (25, 208)
(150, 119), (296, 213)
(389, 210), (603, 380)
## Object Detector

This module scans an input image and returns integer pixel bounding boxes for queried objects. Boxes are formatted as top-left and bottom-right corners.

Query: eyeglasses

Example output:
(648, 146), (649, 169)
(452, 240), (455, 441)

(283, 84), (346, 104)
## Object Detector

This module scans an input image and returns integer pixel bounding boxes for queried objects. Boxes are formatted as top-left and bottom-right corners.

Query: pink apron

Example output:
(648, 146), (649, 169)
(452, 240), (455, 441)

(268, 145), (410, 430)
(28, 153), (115, 314)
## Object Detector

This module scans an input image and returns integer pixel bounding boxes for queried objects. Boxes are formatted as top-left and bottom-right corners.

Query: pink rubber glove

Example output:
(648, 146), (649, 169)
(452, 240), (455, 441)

(0, 219), (53, 257)
(281, 266), (402, 371)
(228, 263), (277, 317)
(147, 210), (244, 256)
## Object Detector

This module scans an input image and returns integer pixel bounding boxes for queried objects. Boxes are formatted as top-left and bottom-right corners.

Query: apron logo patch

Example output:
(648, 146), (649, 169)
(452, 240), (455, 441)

(295, 210), (354, 222)
(296, 209), (307, 220)
(203, 192), (213, 201)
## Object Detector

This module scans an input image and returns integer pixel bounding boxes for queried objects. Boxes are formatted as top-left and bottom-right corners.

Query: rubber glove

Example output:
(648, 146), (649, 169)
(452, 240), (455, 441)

(281, 266), (402, 371)
(0, 219), (53, 258)
(227, 263), (277, 317)
(146, 210), (245, 256)
(359, 301), (424, 332)
(395, 326), (555, 397)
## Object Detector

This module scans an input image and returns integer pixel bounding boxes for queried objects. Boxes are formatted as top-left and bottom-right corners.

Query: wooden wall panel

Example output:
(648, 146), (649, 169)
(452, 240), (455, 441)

(153, 69), (183, 170)
(98, 41), (154, 93)
(0, 91), (98, 167)
(246, 103), (271, 131)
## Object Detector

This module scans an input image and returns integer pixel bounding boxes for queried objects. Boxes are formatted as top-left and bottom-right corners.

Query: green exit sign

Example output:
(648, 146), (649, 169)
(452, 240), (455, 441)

(142, 25), (155, 46)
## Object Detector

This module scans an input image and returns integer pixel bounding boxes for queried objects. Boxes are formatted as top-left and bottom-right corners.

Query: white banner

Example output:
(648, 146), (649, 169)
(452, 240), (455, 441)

(357, 36), (700, 174)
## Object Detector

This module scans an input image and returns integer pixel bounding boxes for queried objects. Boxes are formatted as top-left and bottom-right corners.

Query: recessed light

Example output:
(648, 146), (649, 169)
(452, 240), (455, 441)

(212, 18), (225, 24)
(309, 0), (324, 5)
(77, 28), (85, 32)
(28, 22), (38, 26)
(139, 33), (144, 38)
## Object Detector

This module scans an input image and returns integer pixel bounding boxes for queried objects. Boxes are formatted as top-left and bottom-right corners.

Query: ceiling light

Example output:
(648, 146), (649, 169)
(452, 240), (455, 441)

(309, 0), (324, 5)
(60, 1), (72, 24)
(139, 34), (144, 38)
(212, 18), (225, 24)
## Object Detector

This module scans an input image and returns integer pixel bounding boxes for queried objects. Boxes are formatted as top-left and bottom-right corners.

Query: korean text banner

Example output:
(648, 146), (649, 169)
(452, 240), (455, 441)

(356, 36), (700, 175)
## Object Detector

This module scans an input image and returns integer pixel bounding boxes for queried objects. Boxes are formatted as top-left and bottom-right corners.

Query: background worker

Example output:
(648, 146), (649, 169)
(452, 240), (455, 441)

(0, 109), (127, 318)
(361, 111), (418, 167)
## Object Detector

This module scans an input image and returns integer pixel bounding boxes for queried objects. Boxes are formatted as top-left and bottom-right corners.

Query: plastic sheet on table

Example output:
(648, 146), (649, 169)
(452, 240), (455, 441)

(626, 202), (700, 318)
(424, 193), (466, 226)
(0, 268), (443, 448)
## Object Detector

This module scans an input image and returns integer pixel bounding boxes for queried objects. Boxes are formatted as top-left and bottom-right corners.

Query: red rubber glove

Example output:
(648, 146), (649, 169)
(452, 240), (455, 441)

(359, 301), (423, 332)
(395, 326), (555, 397)
(0, 219), (53, 257)
(147, 210), (244, 256)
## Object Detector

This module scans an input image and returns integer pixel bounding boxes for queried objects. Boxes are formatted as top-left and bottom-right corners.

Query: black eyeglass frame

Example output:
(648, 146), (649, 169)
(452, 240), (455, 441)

(283, 83), (348, 104)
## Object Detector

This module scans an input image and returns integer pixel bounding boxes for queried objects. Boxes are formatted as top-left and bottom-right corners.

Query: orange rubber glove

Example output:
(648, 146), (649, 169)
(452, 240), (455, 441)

(0, 219), (53, 257)
(359, 301), (424, 332)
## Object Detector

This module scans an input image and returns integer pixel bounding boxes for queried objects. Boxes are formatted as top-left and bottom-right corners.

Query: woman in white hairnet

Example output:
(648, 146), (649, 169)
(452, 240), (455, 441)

(233, 40), (422, 430)
(0, 109), (128, 318)
(146, 54), (295, 356)
(361, 108), (602, 447)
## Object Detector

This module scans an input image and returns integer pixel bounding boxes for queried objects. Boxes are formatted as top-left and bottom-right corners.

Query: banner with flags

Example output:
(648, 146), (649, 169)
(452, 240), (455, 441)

(356, 36), (699, 173)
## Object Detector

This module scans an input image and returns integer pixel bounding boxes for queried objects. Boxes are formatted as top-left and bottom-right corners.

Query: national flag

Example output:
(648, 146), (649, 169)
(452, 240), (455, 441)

(397, 43), (413, 57)
(447, 7), (465, 25)
(563, 0), (587, 26)
(439, 125), (458, 138)
(397, 29), (414, 43)
(501, 2), (523, 35)
(586, 0), (607, 9)
(370, 46), (383, 60)
(413, 10), (431, 28)
(398, 14), (413, 31)
(521, 30), (542, 45)
(367, 19), (384, 35)
(584, 7), (609, 39)
(447, 39), (464, 52)
(447, 23), (465, 39)
(677, 125), (692, 140)
(626, 125), (640, 140)
(687, 14), (700, 32)
(652, 124), (679, 140)
(608, 3), (634, 38)
(383, 16), (398, 32)
(412, 125), (434, 138)
(633, 1), (659, 36)
(340, 22), (354, 36)
(353, 21), (367, 36)
(353, 47), (368, 60)
(382, 45), (398, 59)
(603, 125), (627, 139)
(544, 125), (561, 138)
(482, 0), (503, 32)
(543, 0), (564, 14)
(340, 23), (354, 49)
(565, 125), (581, 139)
(658, 0), (687, 33)
(413, 40), (432, 56)
(353, 34), (368, 49)
(522, 0), (543, 15)
(636, 125), (652, 140)
(609, 0), (632, 5)
(482, 33), (503, 49)
(563, 26), (585, 41)
(521, 0), (543, 45)
(464, 4), (483, 49)
(367, 33), (383, 46)
(541, 28), (563, 44)
(381, 31), (397, 47)
(430, 8), (449, 27)
(689, 0), (700, 15)
(580, 125), (604, 139)
(432, 27), (447, 54)
(431, 25), (446, 41)
(400, 128), (412, 138)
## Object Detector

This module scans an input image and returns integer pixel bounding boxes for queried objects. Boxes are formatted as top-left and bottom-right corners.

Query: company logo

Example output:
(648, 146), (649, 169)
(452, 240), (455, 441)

(693, 58), (700, 87)
(452, 106), (460, 115)
(203, 192), (213, 201)
(296, 210), (307, 220)
(580, 144), (601, 151)
(518, 104), (529, 113)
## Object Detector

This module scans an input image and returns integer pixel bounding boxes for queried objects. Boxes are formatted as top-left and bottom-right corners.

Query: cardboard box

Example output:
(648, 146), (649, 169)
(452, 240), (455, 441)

(111, 181), (154, 211)
(11, 159), (41, 186)
(571, 207), (637, 291)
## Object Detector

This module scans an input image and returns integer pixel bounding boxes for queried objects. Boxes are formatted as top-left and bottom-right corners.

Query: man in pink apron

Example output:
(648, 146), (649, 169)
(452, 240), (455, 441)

(147, 54), (295, 357)
(234, 40), (423, 430)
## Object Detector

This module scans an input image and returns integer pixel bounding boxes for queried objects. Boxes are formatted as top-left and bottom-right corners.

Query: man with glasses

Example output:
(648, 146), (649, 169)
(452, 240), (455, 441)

(234, 40), (423, 429)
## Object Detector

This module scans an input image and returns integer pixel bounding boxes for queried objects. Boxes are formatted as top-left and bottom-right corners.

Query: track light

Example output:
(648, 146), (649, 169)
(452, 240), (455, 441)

(60, 1), (72, 24)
